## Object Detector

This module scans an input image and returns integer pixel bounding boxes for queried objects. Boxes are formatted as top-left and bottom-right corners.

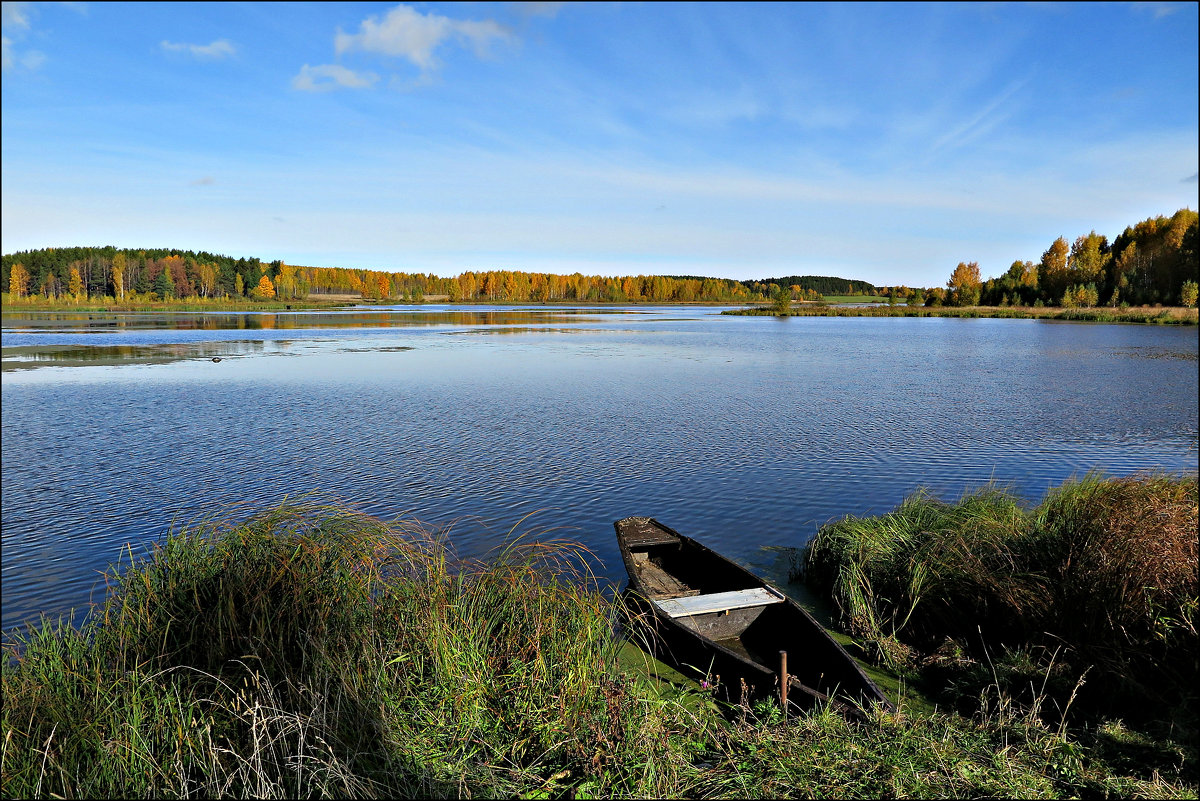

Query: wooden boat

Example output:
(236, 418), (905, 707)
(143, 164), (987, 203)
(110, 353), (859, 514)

(615, 516), (893, 718)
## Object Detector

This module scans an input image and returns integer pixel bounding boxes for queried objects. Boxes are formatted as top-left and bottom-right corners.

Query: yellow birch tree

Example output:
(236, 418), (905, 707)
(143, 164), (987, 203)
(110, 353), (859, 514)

(68, 266), (85, 301)
(253, 274), (276, 299)
(9, 263), (30, 298)
(112, 252), (126, 300)
(946, 261), (981, 306)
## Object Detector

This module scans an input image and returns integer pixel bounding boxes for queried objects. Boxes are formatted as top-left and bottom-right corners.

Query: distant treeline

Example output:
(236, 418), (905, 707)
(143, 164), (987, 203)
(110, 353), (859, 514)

(742, 275), (877, 297)
(0, 250), (872, 305)
(5, 208), (1194, 307)
(1, 249), (790, 304)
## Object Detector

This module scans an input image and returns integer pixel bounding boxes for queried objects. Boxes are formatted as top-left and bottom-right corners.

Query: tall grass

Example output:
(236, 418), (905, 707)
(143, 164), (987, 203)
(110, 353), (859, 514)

(3, 499), (1196, 797)
(803, 473), (1199, 733)
(1, 502), (701, 798)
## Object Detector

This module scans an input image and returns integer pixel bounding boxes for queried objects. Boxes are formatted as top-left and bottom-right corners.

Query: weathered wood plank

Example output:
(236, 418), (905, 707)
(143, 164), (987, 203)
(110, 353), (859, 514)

(619, 517), (680, 547)
(654, 587), (783, 618)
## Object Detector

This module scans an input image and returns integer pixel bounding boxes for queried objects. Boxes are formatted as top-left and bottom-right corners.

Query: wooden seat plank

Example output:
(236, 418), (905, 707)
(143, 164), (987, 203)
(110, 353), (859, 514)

(626, 531), (681, 547)
(654, 587), (784, 618)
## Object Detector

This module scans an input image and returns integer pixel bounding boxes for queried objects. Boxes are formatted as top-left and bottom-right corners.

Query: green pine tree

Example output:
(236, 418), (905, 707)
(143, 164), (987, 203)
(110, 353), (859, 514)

(154, 268), (175, 299)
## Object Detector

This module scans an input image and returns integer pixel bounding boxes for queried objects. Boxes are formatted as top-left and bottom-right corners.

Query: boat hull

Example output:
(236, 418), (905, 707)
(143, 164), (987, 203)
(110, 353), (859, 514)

(615, 516), (892, 717)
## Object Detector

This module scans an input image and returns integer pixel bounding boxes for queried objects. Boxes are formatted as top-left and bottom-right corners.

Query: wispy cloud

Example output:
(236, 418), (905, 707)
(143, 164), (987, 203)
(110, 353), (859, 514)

(190, 176), (215, 186)
(1183, 173), (1198, 183)
(161, 38), (236, 59)
(292, 63), (380, 92)
(1131, 2), (1182, 19)
(1, 35), (44, 70)
(334, 4), (513, 71)
(1, 1), (45, 71)
(929, 79), (1027, 153)
(1, 2), (33, 30)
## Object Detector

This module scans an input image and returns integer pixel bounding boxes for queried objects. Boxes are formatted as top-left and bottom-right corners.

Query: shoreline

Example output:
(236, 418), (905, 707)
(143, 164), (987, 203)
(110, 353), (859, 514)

(723, 303), (1200, 325)
(5, 295), (1197, 321)
(3, 481), (1194, 799)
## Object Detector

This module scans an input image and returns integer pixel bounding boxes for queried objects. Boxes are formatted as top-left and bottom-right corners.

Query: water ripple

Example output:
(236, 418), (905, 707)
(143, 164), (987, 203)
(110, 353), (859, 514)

(3, 311), (1197, 637)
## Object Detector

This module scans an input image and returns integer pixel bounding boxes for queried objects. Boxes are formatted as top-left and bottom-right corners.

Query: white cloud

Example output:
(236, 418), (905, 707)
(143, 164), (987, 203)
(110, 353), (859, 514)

(334, 3), (512, 70)
(160, 38), (236, 59)
(292, 63), (380, 92)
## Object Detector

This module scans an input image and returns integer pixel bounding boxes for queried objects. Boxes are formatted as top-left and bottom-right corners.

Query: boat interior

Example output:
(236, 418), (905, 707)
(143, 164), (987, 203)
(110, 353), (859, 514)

(622, 518), (865, 693)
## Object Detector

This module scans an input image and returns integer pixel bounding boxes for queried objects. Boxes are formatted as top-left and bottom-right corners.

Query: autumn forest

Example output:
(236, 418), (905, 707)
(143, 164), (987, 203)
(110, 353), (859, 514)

(2, 208), (1197, 308)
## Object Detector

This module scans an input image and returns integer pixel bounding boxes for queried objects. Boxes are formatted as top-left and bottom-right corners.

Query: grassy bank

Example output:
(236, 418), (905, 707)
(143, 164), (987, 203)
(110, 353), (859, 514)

(724, 303), (1200, 324)
(1, 295), (354, 313)
(3, 497), (1196, 798)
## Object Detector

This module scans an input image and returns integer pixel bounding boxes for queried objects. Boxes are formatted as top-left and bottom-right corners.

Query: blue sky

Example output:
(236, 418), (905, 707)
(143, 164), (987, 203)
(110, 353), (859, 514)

(2, 1), (1197, 287)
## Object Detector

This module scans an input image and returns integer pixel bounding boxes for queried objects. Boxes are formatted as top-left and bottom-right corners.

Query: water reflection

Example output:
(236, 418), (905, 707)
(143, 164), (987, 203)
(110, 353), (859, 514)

(3, 340), (277, 370)
(1, 339), (425, 370)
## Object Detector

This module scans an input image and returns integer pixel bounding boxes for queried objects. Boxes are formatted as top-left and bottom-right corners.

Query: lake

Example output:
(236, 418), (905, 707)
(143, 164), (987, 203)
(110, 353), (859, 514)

(2, 305), (1197, 639)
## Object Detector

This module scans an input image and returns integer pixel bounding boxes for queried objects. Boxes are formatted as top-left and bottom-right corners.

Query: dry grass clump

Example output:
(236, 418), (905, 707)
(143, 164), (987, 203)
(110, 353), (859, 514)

(1032, 474), (1197, 645)
(803, 473), (1199, 727)
(1028, 475), (1198, 713)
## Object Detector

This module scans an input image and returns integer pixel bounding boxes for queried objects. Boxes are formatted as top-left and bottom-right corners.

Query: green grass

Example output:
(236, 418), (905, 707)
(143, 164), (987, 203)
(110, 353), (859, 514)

(3, 497), (1196, 798)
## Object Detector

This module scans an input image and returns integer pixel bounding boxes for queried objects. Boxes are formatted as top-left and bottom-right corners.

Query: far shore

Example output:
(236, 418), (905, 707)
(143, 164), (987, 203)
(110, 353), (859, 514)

(0, 295), (763, 312)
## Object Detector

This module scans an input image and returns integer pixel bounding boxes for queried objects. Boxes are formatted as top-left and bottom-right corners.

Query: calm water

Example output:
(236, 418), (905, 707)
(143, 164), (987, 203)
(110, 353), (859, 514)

(2, 306), (1197, 638)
